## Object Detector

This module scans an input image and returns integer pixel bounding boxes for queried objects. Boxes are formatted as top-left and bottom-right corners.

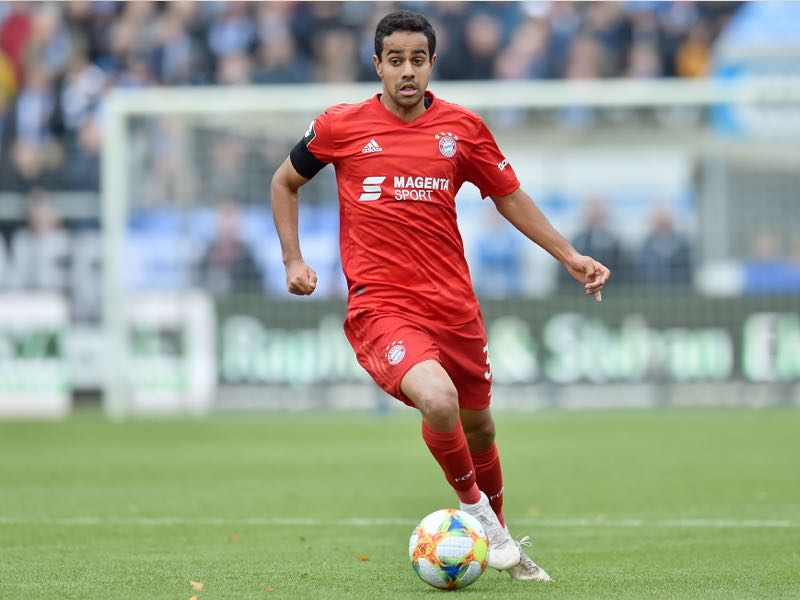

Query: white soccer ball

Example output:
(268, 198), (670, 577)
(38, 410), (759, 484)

(408, 508), (489, 590)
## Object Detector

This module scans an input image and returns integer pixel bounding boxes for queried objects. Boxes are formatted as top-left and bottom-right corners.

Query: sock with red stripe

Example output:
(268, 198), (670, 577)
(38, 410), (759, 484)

(421, 420), (481, 505)
(471, 443), (505, 527)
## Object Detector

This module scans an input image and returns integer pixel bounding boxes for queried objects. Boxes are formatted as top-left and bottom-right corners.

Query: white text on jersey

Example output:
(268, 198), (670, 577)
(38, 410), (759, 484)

(393, 176), (450, 201)
(359, 176), (452, 202)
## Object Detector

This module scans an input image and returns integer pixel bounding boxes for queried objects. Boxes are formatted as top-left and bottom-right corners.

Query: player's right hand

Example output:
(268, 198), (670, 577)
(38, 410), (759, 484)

(285, 260), (317, 295)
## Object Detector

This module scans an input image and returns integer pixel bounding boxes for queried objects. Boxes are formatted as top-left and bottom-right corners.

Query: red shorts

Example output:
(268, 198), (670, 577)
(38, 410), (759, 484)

(343, 309), (492, 410)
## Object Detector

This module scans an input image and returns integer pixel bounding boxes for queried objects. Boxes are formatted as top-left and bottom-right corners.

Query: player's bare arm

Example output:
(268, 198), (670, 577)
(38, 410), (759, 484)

(492, 187), (611, 301)
(271, 157), (318, 295)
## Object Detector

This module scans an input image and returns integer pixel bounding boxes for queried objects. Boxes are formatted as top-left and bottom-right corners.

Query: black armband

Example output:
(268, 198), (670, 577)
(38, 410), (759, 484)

(290, 140), (327, 180)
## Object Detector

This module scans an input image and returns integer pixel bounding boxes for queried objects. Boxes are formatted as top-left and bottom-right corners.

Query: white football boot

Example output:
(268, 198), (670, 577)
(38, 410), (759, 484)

(460, 492), (521, 570)
(505, 529), (553, 581)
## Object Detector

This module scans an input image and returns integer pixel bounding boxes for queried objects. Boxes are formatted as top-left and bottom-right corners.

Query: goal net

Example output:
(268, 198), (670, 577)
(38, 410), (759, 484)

(102, 79), (800, 417)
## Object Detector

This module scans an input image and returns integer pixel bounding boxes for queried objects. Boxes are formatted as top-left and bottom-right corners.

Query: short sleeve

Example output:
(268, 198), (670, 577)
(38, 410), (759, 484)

(302, 110), (336, 164)
(466, 120), (520, 199)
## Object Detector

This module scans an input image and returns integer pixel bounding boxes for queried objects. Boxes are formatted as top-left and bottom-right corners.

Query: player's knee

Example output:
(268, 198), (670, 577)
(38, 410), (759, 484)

(418, 381), (459, 430)
(464, 419), (495, 451)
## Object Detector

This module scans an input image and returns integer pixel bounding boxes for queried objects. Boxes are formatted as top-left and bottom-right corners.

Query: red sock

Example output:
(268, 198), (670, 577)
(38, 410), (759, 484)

(471, 443), (505, 527)
(421, 420), (481, 505)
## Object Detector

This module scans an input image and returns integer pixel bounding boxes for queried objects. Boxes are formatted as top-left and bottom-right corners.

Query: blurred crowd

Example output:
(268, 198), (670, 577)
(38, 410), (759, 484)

(8, 185), (797, 324)
(475, 198), (696, 297)
(0, 0), (741, 192)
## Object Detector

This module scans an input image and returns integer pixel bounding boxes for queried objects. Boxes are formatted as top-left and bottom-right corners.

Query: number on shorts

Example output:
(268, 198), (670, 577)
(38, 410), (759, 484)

(483, 344), (492, 380)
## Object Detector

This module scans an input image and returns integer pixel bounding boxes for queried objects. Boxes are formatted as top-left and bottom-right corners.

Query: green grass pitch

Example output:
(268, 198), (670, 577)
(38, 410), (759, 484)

(1, 409), (798, 599)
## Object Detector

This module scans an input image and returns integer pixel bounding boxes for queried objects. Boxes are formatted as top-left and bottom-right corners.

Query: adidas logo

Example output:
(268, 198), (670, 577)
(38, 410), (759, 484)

(361, 139), (383, 154)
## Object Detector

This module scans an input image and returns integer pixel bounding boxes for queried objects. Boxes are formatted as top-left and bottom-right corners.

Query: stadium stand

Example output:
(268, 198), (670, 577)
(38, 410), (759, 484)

(0, 1), (740, 192)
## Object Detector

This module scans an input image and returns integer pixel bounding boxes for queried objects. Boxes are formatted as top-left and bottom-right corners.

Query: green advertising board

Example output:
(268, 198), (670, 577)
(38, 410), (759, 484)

(0, 294), (70, 418)
(215, 295), (800, 386)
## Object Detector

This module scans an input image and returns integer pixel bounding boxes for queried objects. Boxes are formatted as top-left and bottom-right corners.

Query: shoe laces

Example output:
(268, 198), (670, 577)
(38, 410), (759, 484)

(516, 535), (532, 548)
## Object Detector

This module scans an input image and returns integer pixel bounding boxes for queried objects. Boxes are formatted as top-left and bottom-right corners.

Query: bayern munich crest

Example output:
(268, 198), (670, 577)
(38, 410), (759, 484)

(435, 131), (459, 158)
(386, 341), (406, 366)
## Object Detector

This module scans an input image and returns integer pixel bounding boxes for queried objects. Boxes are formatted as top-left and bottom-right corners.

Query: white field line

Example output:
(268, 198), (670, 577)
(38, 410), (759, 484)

(0, 516), (795, 528)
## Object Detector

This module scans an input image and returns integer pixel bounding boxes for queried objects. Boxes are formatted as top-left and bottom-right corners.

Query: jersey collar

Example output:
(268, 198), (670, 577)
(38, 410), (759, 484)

(371, 90), (439, 126)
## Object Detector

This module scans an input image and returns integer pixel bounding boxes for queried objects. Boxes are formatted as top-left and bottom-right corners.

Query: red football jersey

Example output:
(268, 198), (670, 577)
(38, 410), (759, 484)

(304, 91), (520, 325)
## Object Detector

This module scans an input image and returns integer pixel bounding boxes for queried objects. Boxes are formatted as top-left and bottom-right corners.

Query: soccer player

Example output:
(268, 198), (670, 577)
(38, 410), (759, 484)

(271, 10), (610, 581)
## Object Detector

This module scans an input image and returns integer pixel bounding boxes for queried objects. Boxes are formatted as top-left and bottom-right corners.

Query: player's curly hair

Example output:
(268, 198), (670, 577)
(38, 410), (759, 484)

(374, 10), (436, 59)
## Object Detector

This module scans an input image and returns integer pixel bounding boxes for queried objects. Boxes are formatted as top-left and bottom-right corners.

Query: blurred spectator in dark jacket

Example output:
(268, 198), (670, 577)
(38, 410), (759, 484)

(444, 12), (504, 80)
(207, 2), (256, 59)
(116, 53), (158, 88)
(153, 11), (196, 84)
(425, 1), (469, 80)
(625, 42), (663, 78)
(200, 201), (262, 295)
(254, 32), (311, 84)
(583, 1), (628, 74)
(216, 52), (252, 85)
(493, 16), (550, 80)
(258, 0), (317, 68)
(636, 204), (693, 288)
(23, 5), (72, 77)
(312, 27), (360, 83)
(5, 64), (61, 188)
(63, 1), (117, 70)
(560, 198), (628, 289)
(565, 33), (607, 79)
(60, 51), (105, 188)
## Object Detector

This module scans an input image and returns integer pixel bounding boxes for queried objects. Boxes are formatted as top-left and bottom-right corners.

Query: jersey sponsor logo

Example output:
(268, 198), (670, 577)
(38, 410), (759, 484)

(393, 176), (450, 201)
(497, 158), (509, 171)
(361, 139), (383, 154)
(385, 340), (405, 366)
(303, 119), (317, 146)
(359, 176), (386, 201)
(358, 176), (452, 202)
(435, 131), (459, 158)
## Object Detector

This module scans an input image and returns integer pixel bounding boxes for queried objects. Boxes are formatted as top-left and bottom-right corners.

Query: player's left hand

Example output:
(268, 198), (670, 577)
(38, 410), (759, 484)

(565, 254), (611, 302)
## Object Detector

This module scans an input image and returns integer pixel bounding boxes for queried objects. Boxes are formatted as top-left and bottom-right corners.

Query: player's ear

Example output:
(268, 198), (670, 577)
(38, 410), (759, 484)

(430, 53), (437, 69)
(373, 54), (382, 78)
